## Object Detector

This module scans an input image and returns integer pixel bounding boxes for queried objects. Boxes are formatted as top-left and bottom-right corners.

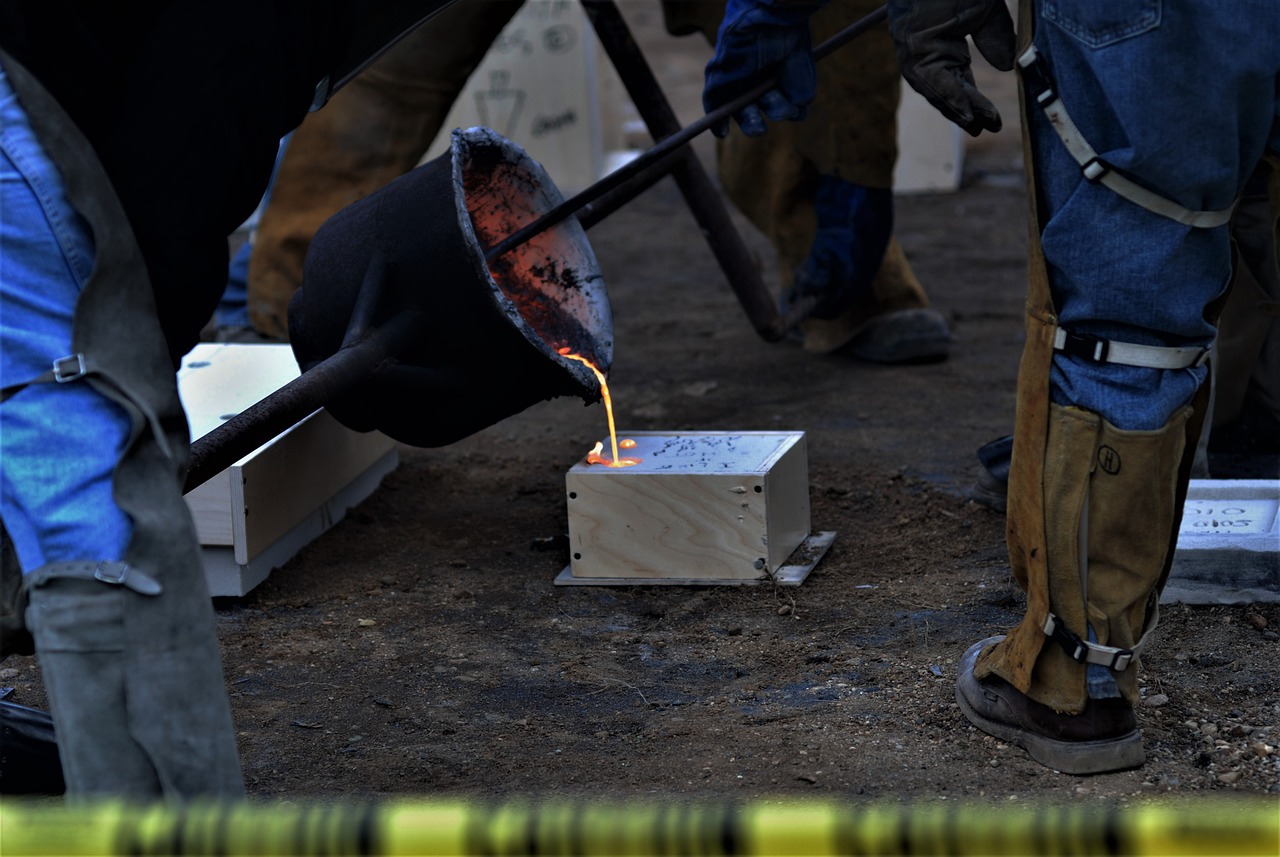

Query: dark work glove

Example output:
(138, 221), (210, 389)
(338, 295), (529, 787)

(886, 0), (1016, 136)
(702, 0), (824, 138)
(785, 177), (893, 319)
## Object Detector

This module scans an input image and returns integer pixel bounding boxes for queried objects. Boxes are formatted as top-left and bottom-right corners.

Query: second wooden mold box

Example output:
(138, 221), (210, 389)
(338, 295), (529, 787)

(180, 343), (398, 597)
(558, 431), (833, 586)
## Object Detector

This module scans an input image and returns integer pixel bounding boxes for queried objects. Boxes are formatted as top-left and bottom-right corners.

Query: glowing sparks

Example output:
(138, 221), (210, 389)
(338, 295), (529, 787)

(558, 348), (640, 468)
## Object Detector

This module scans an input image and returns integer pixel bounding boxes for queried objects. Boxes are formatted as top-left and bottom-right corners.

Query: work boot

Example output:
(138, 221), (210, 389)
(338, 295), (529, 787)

(957, 636), (1144, 774)
(0, 699), (63, 795)
(973, 404), (1195, 773)
(800, 237), (952, 361)
(968, 434), (1012, 513)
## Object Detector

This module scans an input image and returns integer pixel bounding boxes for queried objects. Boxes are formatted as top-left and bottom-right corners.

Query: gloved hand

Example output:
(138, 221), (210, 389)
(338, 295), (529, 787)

(886, 0), (1016, 136)
(702, 0), (824, 138)
(785, 177), (893, 319)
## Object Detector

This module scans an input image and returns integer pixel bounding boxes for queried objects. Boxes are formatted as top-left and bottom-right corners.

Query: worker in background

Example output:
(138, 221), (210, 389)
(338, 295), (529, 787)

(218, 1), (525, 343)
(703, 0), (1278, 773)
(663, 0), (952, 361)
(222, 0), (950, 366)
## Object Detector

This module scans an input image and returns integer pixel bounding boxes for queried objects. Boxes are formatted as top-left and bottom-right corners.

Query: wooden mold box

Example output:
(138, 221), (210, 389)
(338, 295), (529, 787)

(557, 431), (832, 586)
(179, 343), (398, 597)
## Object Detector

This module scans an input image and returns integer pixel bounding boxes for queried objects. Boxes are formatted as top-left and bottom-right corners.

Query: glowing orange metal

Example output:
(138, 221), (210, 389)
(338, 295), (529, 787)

(558, 348), (640, 468)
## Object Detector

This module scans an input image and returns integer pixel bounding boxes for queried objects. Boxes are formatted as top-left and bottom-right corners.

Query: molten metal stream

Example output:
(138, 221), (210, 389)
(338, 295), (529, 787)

(557, 348), (640, 468)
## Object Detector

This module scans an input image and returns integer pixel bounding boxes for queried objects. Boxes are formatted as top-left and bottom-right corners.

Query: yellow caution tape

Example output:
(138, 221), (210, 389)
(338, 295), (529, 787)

(0, 797), (1276, 856)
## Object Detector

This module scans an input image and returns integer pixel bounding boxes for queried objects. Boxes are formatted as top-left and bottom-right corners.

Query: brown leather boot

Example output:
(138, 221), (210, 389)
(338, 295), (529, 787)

(957, 636), (1143, 774)
(966, 405), (1196, 773)
(800, 237), (952, 360)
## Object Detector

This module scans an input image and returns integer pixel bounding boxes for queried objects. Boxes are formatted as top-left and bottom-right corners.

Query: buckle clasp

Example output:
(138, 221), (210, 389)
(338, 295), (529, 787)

(52, 353), (88, 383)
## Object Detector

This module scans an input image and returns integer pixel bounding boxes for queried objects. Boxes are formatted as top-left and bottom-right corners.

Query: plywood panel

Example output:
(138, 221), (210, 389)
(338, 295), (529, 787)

(235, 410), (396, 563)
(566, 432), (810, 581)
(184, 468), (235, 546)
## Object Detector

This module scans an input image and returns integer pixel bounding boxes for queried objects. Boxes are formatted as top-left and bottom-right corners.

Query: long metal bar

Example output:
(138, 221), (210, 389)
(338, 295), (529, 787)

(574, 151), (682, 231)
(580, 0), (785, 340)
(484, 3), (888, 269)
(185, 5), (888, 486)
(182, 311), (422, 493)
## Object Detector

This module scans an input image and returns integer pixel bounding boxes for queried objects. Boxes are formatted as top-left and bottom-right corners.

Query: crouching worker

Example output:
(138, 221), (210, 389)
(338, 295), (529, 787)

(0, 1), (454, 799)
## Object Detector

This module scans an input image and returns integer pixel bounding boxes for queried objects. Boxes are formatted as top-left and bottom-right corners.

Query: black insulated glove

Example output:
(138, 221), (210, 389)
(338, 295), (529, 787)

(886, 0), (1016, 136)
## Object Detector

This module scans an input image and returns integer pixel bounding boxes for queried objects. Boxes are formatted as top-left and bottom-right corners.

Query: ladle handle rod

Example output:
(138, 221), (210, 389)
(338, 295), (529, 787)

(182, 311), (422, 494)
(483, 3), (888, 262)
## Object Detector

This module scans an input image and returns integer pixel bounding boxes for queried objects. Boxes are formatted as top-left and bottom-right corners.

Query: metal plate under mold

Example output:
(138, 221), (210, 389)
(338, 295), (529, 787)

(554, 531), (836, 587)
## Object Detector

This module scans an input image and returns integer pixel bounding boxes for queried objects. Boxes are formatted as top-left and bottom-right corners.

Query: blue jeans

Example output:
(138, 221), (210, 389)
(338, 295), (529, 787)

(217, 133), (289, 330)
(217, 241), (253, 328)
(0, 61), (134, 572)
(1032, 0), (1280, 430)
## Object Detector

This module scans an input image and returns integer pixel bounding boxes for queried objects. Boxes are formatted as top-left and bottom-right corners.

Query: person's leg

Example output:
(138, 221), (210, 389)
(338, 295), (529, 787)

(216, 240), (253, 331)
(670, 0), (951, 361)
(0, 65), (132, 587)
(0, 56), (243, 800)
(963, 0), (1280, 772)
(215, 136), (290, 340)
(1200, 161), (1280, 463)
(247, 0), (525, 339)
(974, 162), (1276, 496)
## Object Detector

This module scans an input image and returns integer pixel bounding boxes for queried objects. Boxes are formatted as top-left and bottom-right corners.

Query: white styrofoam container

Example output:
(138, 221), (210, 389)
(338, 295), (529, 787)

(1166, 479), (1280, 604)
(179, 344), (398, 596)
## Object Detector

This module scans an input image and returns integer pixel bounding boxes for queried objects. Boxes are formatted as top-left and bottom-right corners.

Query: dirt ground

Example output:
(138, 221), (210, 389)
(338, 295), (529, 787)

(3, 2), (1278, 809)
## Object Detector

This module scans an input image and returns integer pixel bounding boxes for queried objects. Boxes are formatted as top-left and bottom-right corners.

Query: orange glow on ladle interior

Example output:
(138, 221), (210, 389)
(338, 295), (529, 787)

(558, 348), (641, 468)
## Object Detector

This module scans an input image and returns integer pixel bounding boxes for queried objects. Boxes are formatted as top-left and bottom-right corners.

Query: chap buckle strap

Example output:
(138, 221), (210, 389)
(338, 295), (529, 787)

(0, 352), (179, 466)
(1054, 328), (1211, 370)
(1017, 45), (1236, 230)
(26, 561), (162, 596)
(1043, 612), (1148, 672)
(0, 352), (93, 404)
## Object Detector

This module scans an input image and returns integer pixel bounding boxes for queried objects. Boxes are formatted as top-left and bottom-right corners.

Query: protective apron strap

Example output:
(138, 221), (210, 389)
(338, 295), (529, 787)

(0, 50), (181, 466)
(1, 49), (243, 799)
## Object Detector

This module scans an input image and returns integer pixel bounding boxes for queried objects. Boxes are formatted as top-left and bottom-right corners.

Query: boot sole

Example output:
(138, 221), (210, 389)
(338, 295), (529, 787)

(956, 638), (1146, 775)
(966, 475), (1008, 514)
(802, 308), (951, 361)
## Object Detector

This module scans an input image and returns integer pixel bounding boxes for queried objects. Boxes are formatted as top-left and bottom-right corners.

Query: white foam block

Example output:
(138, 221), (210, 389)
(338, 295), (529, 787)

(1165, 479), (1280, 604)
